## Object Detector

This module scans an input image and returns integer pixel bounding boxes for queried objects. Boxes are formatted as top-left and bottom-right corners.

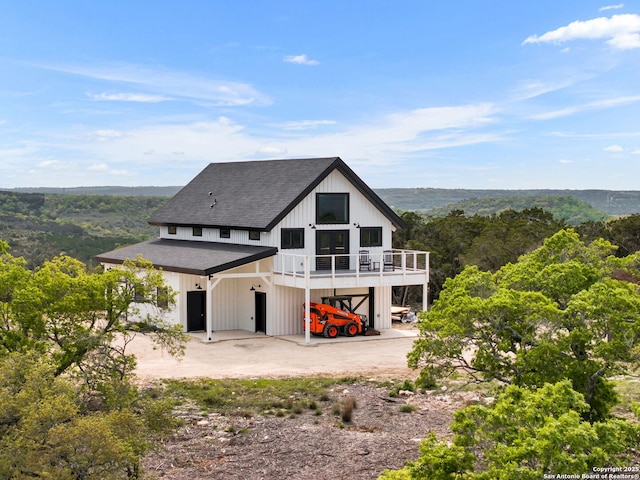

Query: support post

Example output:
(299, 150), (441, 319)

(304, 256), (311, 345)
(206, 276), (213, 341)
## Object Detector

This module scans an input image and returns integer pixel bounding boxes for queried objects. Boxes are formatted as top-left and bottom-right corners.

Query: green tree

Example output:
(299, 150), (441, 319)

(0, 248), (185, 477)
(0, 352), (177, 479)
(378, 381), (639, 480)
(408, 229), (640, 419)
(462, 208), (564, 272)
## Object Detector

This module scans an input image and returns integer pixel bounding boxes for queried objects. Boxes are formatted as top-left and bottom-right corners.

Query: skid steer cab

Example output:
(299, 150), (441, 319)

(303, 302), (369, 338)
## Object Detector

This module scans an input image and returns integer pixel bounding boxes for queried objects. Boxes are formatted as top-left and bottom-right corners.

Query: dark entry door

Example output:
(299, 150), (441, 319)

(187, 291), (206, 331)
(316, 230), (350, 270)
(255, 292), (266, 333)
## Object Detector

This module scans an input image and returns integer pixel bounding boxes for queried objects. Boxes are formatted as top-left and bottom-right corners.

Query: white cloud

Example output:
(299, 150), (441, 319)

(511, 79), (575, 101)
(255, 147), (288, 156)
(632, 148), (640, 154)
(523, 14), (640, 50)
(87, 163), (130, 176)
(278, 120), (336, 130)
(283, 54), (319, 65)
(37, 159), (74, 169)
(89, 129), (127, 141)
(604, 144), (624, 152)
(529, 95), (640, 120)
(40, 62), (271, 106)
(600, 4), (624, 11)
(559, 159), (573, 163)
(89, 92), (170, 103)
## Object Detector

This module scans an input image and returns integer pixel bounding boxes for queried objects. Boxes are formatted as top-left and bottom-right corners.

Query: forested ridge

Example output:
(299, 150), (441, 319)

(0, 191), (167, 268)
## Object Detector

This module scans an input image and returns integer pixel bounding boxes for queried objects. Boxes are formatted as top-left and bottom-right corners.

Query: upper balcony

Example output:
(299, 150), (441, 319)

(272, 249), (429, 289)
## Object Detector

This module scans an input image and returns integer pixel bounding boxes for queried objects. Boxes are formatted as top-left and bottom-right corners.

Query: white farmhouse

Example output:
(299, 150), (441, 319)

(96, 157), (429, 342)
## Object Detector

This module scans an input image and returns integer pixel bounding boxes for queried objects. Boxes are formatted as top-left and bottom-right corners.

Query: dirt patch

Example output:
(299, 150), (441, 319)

(136, 322), (464, 479)
(143, 383), (478, 480)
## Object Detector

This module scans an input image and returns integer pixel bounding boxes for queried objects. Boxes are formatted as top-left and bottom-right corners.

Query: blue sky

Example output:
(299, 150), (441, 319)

(1, 1), (640, 189)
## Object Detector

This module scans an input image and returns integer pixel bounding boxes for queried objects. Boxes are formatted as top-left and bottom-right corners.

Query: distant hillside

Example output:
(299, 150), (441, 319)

(7, 186), (640, 217)
(375, 188), (640, 217)
(426, 195), (606, 226)
(0, 191), (167, 268)
(5, 186), (183, 197)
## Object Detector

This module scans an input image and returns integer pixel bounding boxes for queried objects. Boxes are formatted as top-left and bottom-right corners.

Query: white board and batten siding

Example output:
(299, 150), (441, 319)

(160, 225), (273, 245)
(272, 169), (396, 259)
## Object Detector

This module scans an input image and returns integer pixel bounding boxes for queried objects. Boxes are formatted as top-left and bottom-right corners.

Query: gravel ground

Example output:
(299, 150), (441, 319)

(134, 323), (478, 480)
(142, 382), (478, 480)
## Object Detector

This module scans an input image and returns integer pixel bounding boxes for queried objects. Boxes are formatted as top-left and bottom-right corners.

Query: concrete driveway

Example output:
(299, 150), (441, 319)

(129, 326), (420, 380)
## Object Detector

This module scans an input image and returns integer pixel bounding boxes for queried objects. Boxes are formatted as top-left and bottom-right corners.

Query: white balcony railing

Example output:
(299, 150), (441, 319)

(273, 249), (429, 282)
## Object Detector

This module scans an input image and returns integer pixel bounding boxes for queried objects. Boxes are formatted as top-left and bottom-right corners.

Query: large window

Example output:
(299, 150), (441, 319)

(281, 228), (304, 249)
(360, 227), (382, 247)
(316, 193), (349, 224)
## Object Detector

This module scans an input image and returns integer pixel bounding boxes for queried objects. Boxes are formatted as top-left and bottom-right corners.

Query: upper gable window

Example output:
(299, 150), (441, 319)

(167, 226), (177, 235)
(316, 193), (349, 224)
(220, 228), (231, 239)
(193, 227), (203, 237)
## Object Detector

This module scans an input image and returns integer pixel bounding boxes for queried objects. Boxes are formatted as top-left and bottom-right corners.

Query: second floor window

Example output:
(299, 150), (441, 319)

(193, 227), (203, 237)
(168, 225), (177, 235)
(360, 227), (382, 247)
(281, 228), (304, 249)
(316, 193), (349, 224)
(220, 228), (231, 238)
(249, 230), (261, 241)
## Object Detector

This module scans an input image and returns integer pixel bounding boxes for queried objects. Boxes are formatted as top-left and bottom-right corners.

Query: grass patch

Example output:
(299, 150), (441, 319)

(399, 404), (416, 413)
(161, 377), (348, 417)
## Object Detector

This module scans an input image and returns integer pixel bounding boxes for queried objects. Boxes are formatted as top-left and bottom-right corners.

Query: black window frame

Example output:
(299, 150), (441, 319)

(360, 227), (383, 247)
(220, 228), (231, 239)
(281, 228), (305, 249)
(193, 226), (203, 237)
(249, 230), (261, 241)
(167, 225), (177, 235)
(316, 193), (349, 224)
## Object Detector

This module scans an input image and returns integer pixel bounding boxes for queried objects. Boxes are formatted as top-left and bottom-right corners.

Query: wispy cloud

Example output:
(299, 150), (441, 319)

(600, 4), (624, 11)
(87, 163), (130, 176)
(89, 92), (170, 103)
(604, 144), (624, 152)
(88, 129), (127, 141)
(40, 62), (271, 106)
(511, 79), (575, 101)
(278, 120), (336, 130)
(283, 54), (319, 65)
(523, 14), (640, 50)
(529, 95), (640, 120)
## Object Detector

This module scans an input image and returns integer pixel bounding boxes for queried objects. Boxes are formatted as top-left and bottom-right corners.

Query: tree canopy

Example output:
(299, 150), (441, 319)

(379, 381), (639, 479)
(0, 248), (185, 477)
(408, 229), (640, 420)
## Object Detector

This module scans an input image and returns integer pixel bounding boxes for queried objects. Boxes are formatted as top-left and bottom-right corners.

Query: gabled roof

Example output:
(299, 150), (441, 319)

(149, 157), (405, 231)
(95, 239), (277, 276)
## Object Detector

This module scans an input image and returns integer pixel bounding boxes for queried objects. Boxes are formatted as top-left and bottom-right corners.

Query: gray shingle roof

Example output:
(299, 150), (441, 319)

(95, 239), (277, 276)
(148, 157), (405, 230)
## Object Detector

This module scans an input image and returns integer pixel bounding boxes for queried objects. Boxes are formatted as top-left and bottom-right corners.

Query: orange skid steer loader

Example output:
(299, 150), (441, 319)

(303, 302), (368, 338)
